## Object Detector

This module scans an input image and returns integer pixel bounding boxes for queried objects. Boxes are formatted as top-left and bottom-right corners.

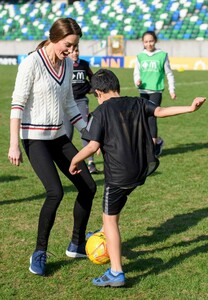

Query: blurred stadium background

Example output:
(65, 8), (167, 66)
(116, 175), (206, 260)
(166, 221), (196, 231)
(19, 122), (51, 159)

(0, 0), (207, 69)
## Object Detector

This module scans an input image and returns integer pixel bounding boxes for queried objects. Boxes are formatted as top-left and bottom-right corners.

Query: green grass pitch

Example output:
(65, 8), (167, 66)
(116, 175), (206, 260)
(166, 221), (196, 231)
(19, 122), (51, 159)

(0, 66), (207, 300)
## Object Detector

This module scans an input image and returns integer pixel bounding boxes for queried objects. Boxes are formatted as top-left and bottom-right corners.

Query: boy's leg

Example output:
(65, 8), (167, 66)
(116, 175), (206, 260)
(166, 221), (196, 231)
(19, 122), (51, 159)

(92, 185), (135, 287)
(141, 92), (164, 156)
(140, 92), (162, 141)
(103, 213), (122, 272)
(102, 186), (134, 273)
(148, 92), (162, 142)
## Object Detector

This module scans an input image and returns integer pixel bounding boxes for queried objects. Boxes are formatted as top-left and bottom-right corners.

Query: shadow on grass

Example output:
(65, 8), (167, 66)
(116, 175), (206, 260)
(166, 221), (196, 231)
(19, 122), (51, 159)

(162, 142), (208, 156)
(146, 207), (208, 244)
(0, 175), (27, 183)
(148, 170), (162, 177)
(123, 207), (208, 252)
(0, 174), (105, 205)
(122, 207), (208, 287)
(134, 234), (208, 257)
(46, 258), (86, 277)
(125, 239), (208, 288)
(0, 192), (46, 205)
(0, 185), (78, 205)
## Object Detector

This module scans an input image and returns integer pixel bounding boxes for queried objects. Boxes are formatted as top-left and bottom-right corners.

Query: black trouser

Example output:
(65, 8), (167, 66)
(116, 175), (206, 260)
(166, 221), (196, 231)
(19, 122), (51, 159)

(140, 93), (162, 139)
(22, 135), (96, 251)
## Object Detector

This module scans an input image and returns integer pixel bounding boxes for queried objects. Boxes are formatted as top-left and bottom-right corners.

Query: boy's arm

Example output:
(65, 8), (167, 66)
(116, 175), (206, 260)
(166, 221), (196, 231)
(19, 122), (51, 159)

(69, 140), (100, 174)
(154, 97), (206, 118)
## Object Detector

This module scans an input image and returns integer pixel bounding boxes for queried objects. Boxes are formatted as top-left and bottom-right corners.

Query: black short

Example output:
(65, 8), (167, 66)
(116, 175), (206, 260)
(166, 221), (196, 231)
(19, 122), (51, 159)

(103, 184), (136, 215)
(140, 92), (162, 106)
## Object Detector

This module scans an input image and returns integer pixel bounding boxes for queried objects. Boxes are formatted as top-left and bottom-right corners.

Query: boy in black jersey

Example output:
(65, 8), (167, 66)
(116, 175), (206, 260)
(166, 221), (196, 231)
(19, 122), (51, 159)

(65, 45), (98, 174)
(69, 69), (206, 287)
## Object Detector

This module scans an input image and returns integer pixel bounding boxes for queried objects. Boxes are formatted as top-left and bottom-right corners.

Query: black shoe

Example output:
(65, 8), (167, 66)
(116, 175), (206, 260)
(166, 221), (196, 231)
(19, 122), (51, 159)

(88, 162), (99, 174)
(155, 138), (164, 157)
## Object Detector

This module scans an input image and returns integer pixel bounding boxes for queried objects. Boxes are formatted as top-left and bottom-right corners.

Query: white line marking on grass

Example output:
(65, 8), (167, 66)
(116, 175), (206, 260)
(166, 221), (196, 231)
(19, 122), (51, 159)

(175, 81), (207, 86)
(121, 81), (208, 90)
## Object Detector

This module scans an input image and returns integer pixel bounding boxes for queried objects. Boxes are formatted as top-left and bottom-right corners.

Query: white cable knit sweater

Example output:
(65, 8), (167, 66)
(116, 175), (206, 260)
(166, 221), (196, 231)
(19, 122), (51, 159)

(11, 47), (86, 140)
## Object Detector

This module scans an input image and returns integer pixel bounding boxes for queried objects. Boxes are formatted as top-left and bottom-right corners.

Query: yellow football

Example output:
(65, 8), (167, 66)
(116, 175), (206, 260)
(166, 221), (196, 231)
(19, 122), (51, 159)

(85, 232), (110, 265)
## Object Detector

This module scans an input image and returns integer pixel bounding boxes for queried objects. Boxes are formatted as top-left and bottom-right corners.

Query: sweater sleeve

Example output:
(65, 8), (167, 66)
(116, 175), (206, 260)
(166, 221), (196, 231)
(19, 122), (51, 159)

(133, 57), (141, 87)
(164, 55), (175, 94)
(10, 55), (35, 119)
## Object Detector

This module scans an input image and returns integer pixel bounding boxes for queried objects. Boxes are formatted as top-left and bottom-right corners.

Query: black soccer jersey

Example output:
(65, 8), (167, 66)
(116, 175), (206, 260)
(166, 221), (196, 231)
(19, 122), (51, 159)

(71, 59), (93, 100)
(82, 97), (159, 187)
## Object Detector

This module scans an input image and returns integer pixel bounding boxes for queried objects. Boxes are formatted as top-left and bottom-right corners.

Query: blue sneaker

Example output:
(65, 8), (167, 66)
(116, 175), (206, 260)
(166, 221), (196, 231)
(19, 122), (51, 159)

(66, 242), (86, 258)
(92, 268), (125, 287)
(29, 250), (46, 276)
(86, 229), (102, 240)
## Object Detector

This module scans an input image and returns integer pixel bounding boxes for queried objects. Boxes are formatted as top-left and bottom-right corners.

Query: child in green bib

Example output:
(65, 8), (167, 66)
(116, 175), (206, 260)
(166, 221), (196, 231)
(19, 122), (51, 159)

(134, 31), (176, 157)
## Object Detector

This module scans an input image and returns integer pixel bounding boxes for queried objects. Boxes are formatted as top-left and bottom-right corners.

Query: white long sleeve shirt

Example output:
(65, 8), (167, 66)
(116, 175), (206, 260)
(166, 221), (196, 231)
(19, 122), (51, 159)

(11, 47), (86, 140)
(133, 49), (175, 94)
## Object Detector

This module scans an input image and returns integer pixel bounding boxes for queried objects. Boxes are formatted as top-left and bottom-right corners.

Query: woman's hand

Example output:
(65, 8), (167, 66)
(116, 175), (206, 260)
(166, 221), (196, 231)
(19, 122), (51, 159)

(8, 145), (23, 166)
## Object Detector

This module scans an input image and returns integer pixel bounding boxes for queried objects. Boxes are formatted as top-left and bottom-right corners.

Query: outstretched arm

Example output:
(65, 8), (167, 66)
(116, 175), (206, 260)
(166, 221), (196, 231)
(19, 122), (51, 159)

(69, 140), (100, 174)
(154, 97), (206, 118)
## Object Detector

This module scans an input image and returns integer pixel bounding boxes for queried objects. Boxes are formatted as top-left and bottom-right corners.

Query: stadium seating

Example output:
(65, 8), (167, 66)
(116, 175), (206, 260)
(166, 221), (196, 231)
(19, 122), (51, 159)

(0, 0), (207, 41)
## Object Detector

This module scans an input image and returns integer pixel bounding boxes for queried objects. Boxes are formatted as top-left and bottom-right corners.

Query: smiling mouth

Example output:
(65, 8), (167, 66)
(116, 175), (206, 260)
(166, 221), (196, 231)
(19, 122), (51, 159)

(63, 52), (69, 57)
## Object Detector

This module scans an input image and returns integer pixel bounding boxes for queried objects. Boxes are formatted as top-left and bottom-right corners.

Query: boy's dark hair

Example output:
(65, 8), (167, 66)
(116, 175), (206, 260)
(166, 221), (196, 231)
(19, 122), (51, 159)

(91, 69), (120, 97)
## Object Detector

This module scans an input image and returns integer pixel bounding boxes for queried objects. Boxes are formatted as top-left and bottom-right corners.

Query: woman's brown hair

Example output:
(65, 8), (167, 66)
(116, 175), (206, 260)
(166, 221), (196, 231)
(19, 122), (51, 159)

(49, 18), (82, 43)
(28, 18), (82, 54)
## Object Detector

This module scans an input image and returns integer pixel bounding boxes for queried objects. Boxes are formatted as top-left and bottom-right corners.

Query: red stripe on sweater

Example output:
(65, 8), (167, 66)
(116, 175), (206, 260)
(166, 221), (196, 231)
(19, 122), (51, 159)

(11, 107), (24, 111)
(39, 48), (65, 81)
(71, 116), (82, 125)
(21, 126), (61, 131)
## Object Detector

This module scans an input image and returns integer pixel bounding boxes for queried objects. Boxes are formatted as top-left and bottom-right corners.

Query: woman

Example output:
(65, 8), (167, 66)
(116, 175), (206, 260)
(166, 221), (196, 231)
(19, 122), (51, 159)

(134, 31), (176, 157)
(8, 18), (96, 276)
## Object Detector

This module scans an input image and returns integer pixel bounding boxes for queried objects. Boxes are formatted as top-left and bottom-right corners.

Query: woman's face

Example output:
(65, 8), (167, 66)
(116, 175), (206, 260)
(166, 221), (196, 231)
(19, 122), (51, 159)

(142, 34), (156, 52)
(54, 35), (80, 60)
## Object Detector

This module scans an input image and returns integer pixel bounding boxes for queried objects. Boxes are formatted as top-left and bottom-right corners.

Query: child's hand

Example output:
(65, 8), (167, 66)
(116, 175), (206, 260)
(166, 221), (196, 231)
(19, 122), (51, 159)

(69, 162), (82, 175)
(191, 97), (206, 111)
(136, 80), (142, 87)
(170, 92), (176, 100)
(96, 148), (101, 156)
